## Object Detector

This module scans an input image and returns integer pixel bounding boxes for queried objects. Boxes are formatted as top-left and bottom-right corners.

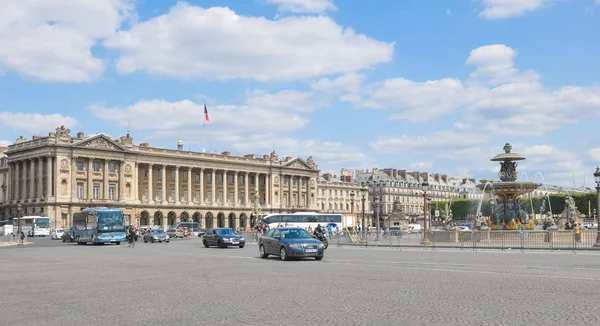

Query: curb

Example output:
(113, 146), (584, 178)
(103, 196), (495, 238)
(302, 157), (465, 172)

(333, 243), (600, 251)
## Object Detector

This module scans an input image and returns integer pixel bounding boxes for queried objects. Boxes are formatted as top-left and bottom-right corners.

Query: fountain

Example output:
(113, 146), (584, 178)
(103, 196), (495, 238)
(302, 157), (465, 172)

(477, 143), (541, 230)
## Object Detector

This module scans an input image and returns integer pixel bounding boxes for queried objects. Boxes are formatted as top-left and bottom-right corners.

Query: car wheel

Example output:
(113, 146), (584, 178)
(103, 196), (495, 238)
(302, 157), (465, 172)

(259, 245), (268, 258)
(166, 240), (169, 243)
(151, 239), (155, 243)
(239, 245), (245, 249)
(144, 239), (147, 243)
(315, 256), (323, 261)
(203, 240), (209, 248)
(217, 240), (224, 248)
(280, 246), (288, 261)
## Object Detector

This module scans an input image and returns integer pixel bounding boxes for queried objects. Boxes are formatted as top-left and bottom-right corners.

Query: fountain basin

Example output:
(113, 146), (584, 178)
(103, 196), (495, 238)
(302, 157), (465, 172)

(477, 181), (541, 197)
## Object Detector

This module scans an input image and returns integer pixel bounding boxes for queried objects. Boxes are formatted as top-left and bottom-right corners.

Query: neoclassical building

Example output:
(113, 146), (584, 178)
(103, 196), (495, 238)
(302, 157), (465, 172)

(0, 126), (321, 229)
(317, 172), (372, 226)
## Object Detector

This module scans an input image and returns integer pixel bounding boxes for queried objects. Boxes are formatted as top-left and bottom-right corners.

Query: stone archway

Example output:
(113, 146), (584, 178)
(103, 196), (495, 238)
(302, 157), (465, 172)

(228, 213), (236, 229)
(205, 212), (214, 228)
(167, 211), (177, 226)
(140, 211), (150, 226)
(153, 211), (163, 226)
(180, 211), (190, 222)
(217, 212), (225, 228)
(239, 213), (248, 229)
(192, 212), (202, 225)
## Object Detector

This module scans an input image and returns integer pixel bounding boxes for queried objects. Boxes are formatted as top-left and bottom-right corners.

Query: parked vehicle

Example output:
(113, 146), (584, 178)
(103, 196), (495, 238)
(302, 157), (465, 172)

(203, 228), (245, 248)
(259, 227), (325, 261)
(50, 229), (65, 240)
(143, 229), (170, 243)
(196, 228), (207, 237)
(166, 227), (185, 238)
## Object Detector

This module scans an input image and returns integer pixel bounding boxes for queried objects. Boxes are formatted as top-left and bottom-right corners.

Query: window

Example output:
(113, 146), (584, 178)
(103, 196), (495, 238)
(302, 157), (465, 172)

(195, 190), (200, 201)
(171, 189), (175, 201)
(158, 168), (162, 178)
(93, 160), (101, 172)
(183, 189), (188, 200)
(77, 182), (84, 199)
(93, 183), (100, 199)
(217, 173), (223, 184)
(108, 184), (116, 200)
(206, 191), (212, 202)
(145, 169), (149, 178)
(218, 191), (223, 202)
(228, 174), (234, 185)
(239, 175), (244, 185)
(207, 173), (212, 183)
(228, 192), (234, 203)
(183, 171), (188, 181)
(195, 172), (200, 182)
(108, 161), (116, 173)
(157, 188), (163, 201)
(76, 160), (84, 171)
(240, 191), (245, 203)
(144, 187), (149, 200)
(171, 170), (176, 181)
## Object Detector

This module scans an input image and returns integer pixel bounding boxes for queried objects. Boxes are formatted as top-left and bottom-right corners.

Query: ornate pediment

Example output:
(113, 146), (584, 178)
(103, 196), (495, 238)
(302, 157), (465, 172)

(73, 135), (127, 152)
(283, 158), (315, 171)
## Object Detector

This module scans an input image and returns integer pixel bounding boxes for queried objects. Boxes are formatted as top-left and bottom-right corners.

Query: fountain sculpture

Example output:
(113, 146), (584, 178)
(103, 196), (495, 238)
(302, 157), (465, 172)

(477, 143), (541, 230)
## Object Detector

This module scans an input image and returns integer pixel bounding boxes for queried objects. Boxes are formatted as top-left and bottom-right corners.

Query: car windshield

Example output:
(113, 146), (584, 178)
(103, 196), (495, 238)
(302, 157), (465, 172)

(152, 230), (164, 234)
(56, 229), (64, 232)
(281, 229), (312, 239)
(216, 229), (235, 235)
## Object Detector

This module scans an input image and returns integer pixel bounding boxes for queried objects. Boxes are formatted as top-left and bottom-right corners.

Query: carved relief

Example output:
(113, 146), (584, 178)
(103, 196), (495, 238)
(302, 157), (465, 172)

(125, 164), (132, 173)
(84, 138), (118, 150)
(270, 151), (279, 161)
(55, 125), (71, 144)
(310, 178), (315, 186)
(61, 179), (68, 194)
(274, 176), (279, 184)
(60, 159), (69, 174)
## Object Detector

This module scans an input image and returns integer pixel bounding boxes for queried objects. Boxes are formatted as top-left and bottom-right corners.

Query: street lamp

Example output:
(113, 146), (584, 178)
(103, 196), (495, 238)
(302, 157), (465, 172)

(360, 187), (368, 239)
(421, 180), (430, 244)
(427, 196), (433, 227)
(16, 202), (22, 235)
(593, 167), (600, 247)
(375, 196), (380, 241)
(350, 191), (355, 227)
(565, 195), (571, 230)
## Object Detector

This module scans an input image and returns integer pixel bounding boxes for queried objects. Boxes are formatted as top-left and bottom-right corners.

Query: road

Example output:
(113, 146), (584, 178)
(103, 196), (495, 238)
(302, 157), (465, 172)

(1, 237), (600, 325)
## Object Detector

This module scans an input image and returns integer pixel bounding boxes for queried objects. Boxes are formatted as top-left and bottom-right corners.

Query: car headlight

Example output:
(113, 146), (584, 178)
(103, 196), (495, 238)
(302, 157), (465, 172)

(165, 235), (170, 239)
(239, 237), (244, 241)
(289, 244), (302, 249)
(318, 243), (325, 249)
(153, 236), (158, 240)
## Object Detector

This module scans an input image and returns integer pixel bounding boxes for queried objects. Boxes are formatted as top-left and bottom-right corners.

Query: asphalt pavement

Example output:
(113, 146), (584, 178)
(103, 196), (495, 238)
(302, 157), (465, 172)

(1, 236), (600, 325)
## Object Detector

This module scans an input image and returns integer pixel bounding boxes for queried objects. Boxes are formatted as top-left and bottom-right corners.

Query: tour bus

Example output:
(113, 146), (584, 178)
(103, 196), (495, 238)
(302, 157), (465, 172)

(258, 212), (345, 231)
(11, 216), (51, 236)
(0, 220), (13, 236)
(72, 207), (127, 245)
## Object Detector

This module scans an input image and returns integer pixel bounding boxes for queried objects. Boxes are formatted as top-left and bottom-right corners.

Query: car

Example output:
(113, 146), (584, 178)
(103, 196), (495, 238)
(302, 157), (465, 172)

(143, 229), (170, 243)
(166, 227), (185, 238)
(61, 228), (76, 242)
(50, 229), (65, 240)
(203, 228), (245, 248)
(259, 227), (325, 261)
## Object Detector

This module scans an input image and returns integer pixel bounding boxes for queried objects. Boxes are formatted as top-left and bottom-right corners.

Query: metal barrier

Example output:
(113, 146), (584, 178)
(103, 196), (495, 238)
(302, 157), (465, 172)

(0, 234), (31, 246)
(333, 230), (600, 251)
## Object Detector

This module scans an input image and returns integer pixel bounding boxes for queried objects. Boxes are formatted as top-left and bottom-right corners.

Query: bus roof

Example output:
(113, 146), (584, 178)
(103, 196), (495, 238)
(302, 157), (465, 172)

(15, 216), (48, 219)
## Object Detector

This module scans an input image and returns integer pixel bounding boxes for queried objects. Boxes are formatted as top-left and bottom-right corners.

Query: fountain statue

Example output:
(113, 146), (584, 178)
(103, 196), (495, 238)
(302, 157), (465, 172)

(477, 143), (541, 230)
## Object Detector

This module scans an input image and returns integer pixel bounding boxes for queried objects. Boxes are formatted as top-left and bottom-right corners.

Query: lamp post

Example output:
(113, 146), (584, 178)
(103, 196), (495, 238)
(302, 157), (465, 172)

(421, 181), (430, 244)
(360, 187), (368, 239)
(350, 191), (355, 228)
(593, 167), (600, 247)
(427, 196), (432, 227)
(375, 196), (380, 241)
(16, 202), (22, 235)
(565, 195), (571, 230)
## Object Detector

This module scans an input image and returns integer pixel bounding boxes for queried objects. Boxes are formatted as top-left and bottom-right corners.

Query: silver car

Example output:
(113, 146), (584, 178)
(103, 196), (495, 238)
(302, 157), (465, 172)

(143, 229), (170, 243)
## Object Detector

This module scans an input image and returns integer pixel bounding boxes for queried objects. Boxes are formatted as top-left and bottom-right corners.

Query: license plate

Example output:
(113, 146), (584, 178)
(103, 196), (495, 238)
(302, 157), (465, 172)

(305, 249), (317, 253)
(232, 242), (239, 245)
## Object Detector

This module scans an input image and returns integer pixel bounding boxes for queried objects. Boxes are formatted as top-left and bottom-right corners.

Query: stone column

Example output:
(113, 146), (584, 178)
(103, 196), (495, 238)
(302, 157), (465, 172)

(288, 175), (293, 206)
(37, 158), (43, 201)
(7, 162), (12, 202)
(133, 163), (139, 202)
(244, 172), (249, 206)
(234, 171), (239, 206)
(87, 159), (93, 200)
(29, 159), (35, 201)
(119, 161), (125, 200)
(161, 165), (167, 204)
(13, 161), (19, 202)
(199, 168), (204, 204)
(103, 160), (109, 200)
(71, 157), (78, 200)
(46, 156), (53, 198)
(187, 167), (192, 203)
(297, 176), (302, 207)
(264, 174), (269, 206)
(223, 170), (228, 205)
(148, 163), (154, 203)
(254, 173), (260, 205)
(211, 169), (216, 204)
(174, 165), (180, 204)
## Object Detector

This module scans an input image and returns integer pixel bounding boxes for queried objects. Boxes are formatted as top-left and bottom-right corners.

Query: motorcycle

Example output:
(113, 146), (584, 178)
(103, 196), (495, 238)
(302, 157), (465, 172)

(315, 233), (328, 250)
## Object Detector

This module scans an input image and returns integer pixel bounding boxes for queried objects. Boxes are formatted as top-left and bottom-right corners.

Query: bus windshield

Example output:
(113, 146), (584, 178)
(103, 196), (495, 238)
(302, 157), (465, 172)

(34, 218), (50, 229)
(97, 211), (125, 232)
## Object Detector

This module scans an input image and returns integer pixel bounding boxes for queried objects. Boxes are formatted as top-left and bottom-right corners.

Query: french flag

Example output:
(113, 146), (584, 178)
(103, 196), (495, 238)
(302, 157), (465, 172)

(204, 103), (210, 122)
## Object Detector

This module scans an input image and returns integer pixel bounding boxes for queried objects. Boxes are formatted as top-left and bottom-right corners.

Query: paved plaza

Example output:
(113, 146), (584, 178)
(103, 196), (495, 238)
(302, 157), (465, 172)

(1, 237), (600, 326)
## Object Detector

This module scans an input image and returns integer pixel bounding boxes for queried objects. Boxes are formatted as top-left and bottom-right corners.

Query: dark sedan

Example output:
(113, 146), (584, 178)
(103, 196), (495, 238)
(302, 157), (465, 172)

(143, 229), (170, 243)
(259, 227), (325, 261)
(203, 228), (245, 248)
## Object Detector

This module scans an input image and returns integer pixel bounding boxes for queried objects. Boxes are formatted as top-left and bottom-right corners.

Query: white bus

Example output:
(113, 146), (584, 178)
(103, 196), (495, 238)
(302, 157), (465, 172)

(0, 220), (13, 236)
(258, 212), (345, 230)
(12, 216), (51, 236)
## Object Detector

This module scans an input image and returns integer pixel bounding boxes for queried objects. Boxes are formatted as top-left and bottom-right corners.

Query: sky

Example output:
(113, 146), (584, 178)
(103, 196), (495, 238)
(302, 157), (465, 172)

(1, 0), (600, 187)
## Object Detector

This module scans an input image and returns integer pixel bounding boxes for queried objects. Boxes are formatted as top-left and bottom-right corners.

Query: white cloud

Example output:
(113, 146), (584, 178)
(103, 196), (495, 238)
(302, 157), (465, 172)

(369, 131), (490, 154)
(0, 112), (78, 134)
(266, 0), (337, 14)
(244, 89), (330, 113)
(478, 0), (547, 19)
(519, 144), (589, 185)
(0, 0), (134, 82)
(311, 73), (366, 94)
(411, 161), (434, 170)
(0, 140), (11, 147)
(103, 2), (393, 81)
(588, 148), (600, 161)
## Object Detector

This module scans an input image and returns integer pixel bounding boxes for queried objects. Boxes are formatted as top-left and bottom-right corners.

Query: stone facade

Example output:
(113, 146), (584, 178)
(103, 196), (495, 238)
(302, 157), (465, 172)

(0, 127), (320, 230)
(317, 172), (372, 227)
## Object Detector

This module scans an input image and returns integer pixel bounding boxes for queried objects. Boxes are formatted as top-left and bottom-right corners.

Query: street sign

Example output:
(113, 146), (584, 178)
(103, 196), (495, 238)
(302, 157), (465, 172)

(435, 210), (440, 217)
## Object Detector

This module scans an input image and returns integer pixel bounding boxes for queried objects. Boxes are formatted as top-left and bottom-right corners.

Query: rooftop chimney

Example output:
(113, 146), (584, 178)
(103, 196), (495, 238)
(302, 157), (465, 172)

(323, 173), (332, 181)
(77, 132), (84, 140)
(244, 154), (255, 159)
(221, 151), (231, 157)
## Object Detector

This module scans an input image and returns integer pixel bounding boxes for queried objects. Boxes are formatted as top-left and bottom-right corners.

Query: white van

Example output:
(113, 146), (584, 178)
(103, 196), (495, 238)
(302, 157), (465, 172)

(407, 223), (423, 232)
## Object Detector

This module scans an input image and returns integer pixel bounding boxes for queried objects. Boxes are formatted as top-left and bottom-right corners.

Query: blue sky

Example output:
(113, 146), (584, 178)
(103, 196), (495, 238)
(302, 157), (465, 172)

(1, 0), (600, 186)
